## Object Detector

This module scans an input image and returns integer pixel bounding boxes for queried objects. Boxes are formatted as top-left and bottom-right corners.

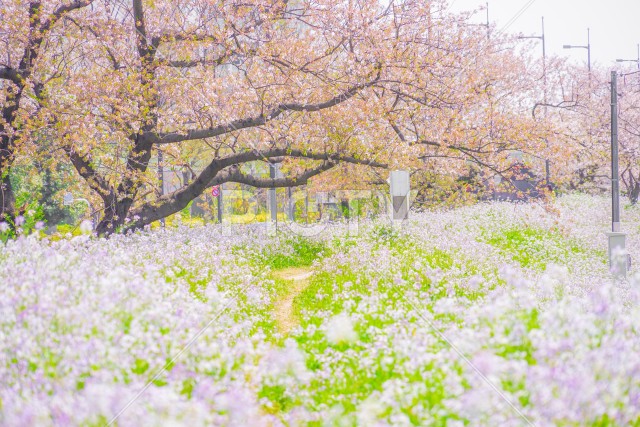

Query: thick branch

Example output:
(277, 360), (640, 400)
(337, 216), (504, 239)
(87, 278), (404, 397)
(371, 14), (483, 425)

(146, 76), (381, 144)
(126, 160), (335, 231)
(132, 0), (153, 58)
(211, 161), (336, 188)
(0, 67), (20, 85)
(64, 146), (114, 201)
(153, 32), (223, 45)
(211, 148), (387, 173)
(161, 54), (229, 69)
(128, 148), (386, 227)
(40, 0), (95, 34)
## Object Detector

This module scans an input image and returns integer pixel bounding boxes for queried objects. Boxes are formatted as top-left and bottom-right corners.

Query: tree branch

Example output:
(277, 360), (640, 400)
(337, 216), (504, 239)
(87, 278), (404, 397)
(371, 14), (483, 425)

(210, 161), (337, 188)
(132, 0), (153, 58)
(212, 148), (387, 172)
(127, 147), (386, 228)
(40, 0), (95, 35)
(160, 54), (229, 69)
(145, 75), (381, 144)
(64, 146), (114, 202)
(64, 16), (123, 70)
(0, 67), (20, 85)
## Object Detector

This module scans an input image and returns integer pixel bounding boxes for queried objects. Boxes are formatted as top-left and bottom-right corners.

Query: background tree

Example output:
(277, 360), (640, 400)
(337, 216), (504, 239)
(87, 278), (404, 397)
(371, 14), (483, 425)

(614, 71), (640, 203)
(47, 0), (501, 234)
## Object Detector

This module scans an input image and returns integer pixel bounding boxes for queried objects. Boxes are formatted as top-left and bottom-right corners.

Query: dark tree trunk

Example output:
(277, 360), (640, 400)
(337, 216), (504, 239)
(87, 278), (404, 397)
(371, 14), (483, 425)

(1, 98), (18, 225)
(95, 197), (137, 235)
(630, 183), (640, 205)
(0, 168), (15, 223)
(94, 179), (194, 236)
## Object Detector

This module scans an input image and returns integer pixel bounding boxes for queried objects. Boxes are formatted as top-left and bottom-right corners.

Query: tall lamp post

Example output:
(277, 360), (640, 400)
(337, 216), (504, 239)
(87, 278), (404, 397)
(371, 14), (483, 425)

(563, 28), (591, 72)
(158, 150), (165, 227)
(616, 43), (640, 70)
(518, 17), (549, 184)
(468, 2), (490, 40)
(63, 192), (98, 229)
(606, 71), (629, 277)
(482, 1), (489, 40)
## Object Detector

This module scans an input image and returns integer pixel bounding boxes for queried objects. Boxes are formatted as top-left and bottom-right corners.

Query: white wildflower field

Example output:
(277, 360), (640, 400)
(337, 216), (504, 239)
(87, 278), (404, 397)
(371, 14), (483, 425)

(2, 194), (640, 426)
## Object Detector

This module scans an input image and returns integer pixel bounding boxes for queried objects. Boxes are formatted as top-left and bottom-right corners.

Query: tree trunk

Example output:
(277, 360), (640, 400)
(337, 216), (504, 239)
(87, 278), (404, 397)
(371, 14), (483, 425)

(94, 197), (134, 236)
(630, 183), (640, 205)
(0, 168), (15, 224)
(95, 189), (193, 236)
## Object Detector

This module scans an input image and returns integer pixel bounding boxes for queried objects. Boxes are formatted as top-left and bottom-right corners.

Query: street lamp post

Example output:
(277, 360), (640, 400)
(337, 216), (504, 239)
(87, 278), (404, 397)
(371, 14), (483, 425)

(158, 150), (165, 227)
(63, 192), (98, 229)
(616, 43), (640, 70)
(518, 17), (550, 184)
(468, 2), (490, 40)
(517, 17), (546, 61)
(483, 1), (489, 40)
(563, 28), (591, 72)
(606, 71), (630, 277)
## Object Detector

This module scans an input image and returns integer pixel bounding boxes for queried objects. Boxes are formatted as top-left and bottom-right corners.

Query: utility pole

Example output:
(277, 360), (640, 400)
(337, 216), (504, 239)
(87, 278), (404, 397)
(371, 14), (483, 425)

(158, 150), (165, 227)
(469, 2), (490, 40)
(542, 17), (550, 185)
(587, 28), (591, 72)
(518, 17), (548, 184)
(606, 71), (629, 277)
(287, 187), (294, 221)
(616, 43), (640, 70)
(269, 163), (278, 223)
(563, 27), (591, 72)
(485, 2), (490, 40)
(611, 71), (620, 233)
(217, 184), (223, 224)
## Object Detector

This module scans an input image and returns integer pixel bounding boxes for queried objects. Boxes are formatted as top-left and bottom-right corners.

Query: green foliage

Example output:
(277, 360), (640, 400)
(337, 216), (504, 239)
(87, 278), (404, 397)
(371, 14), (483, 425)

(55, 224), (84, 237)
(231, 198), (250, 215)
(482, 227), (586, 270)
(180, 201), (193, 219)
(256, 235), (328, 269)
(259, 384), (294, 412)
(132, 358), (150, 375)
(0, 206), (45, 243)
(11, 162), (75, 227)
(181, 378), (197, 399)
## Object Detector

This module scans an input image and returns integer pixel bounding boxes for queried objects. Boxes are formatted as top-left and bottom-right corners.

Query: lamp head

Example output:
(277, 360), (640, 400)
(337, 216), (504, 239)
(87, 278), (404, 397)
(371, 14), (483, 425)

(63, 193), (74, 206)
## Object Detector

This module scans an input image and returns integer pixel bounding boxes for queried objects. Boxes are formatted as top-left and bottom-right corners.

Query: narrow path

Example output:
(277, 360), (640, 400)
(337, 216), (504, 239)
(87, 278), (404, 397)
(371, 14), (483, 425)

(272, 267), (314, 334)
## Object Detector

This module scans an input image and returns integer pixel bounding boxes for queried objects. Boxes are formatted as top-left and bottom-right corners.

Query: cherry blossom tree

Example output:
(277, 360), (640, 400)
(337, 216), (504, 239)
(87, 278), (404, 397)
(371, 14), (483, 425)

(45, 0), (495, 234)
(4, 0), (581, 234)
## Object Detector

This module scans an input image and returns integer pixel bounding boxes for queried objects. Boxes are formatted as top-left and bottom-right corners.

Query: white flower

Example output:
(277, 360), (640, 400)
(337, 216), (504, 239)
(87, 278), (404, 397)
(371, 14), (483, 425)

(326, 313), (358, 345)
(0, 222), (8, 232)
(356, 395), (385, 425)
(80, 220), (93, 235)
(14, 216), (25, 226)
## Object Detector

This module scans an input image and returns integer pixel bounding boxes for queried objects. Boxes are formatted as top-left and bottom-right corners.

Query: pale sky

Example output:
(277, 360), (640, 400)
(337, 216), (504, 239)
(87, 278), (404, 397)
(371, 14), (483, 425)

(448, 0), (640, 70)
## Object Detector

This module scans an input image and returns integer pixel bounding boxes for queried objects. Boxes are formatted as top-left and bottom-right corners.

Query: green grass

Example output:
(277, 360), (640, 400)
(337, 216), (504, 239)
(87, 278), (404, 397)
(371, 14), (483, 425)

(254, 235), (328, 269)
(481, 227), (587, 270)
